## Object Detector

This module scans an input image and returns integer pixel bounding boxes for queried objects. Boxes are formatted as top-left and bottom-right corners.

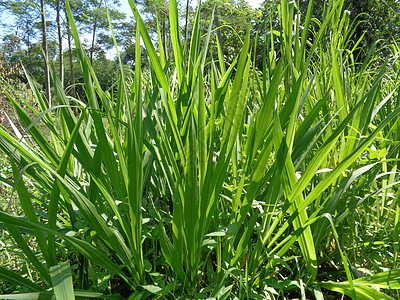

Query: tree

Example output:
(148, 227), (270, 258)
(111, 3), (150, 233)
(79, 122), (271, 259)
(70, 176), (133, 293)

(40, 0), (51, 106)
(56, 0), (64, 86)
(0, 34), (22, 63)
(0, 1), (40, 53)
(297, 0), (400, 60)
(137, 0), (170, 59)
(200, 0), (258, 64)
(184, 0), (190, 45)
(64, 4), (76, 97)
(0, 0), (56, 104)
(75, 0), (126, 64)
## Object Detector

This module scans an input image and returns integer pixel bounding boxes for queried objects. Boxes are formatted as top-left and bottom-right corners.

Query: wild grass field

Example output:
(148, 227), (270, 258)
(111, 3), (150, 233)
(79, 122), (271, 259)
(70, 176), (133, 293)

(0, 0), (400, 299)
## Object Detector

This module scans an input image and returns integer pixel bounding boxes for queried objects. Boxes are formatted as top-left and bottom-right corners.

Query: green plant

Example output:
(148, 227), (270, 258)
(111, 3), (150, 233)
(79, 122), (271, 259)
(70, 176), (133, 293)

(0, 0), (399, 298)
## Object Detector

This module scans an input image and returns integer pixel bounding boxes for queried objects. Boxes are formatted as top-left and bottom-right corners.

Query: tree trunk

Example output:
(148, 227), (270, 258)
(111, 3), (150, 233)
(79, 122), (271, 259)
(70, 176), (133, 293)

(40, 0), (51, 107)
(57, 0), (64, 87)
(27, 34), (31, 60)
(90, 17), (98, 64)
(184, 0), (190, 45)
(214, 7), (226, 72)
(64, 4), (77, 110)
(90, 1), (102, 65)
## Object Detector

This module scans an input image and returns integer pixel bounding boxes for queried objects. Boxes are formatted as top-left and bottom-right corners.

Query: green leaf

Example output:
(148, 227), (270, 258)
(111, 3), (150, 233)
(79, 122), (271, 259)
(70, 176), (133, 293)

(140, 285), (162, 294)
(0, 266), (44, 292)
(50, 261), (75, 300)
(0, 291), (117, 300)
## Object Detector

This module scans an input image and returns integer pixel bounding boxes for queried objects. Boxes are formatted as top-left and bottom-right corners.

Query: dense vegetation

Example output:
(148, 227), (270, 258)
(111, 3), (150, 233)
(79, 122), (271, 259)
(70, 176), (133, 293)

(1, 0), (400, 299)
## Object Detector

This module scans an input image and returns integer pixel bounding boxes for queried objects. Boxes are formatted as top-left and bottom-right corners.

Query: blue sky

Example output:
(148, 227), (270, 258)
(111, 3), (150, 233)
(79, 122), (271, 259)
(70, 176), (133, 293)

(119, 0), (264, 18)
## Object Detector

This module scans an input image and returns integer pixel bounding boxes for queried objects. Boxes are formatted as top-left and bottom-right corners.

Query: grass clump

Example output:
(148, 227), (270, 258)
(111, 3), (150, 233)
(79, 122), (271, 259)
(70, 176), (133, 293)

(0, 0), (400, 298)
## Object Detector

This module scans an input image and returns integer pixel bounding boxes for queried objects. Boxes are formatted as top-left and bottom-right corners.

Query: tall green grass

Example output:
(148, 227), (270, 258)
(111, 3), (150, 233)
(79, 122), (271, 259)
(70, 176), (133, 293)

(0, 0), (400, 298)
